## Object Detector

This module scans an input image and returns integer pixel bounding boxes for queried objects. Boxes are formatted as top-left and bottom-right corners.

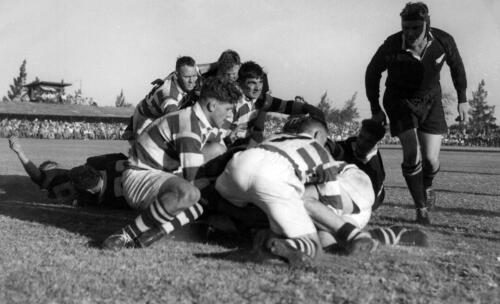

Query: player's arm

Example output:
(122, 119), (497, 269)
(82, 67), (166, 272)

(175, 131), (207, 187)
(197, 62), (218, 75)
(255, 94), (325, 121)
(8, 136), (43, 184)
(365, 42), (389, 122)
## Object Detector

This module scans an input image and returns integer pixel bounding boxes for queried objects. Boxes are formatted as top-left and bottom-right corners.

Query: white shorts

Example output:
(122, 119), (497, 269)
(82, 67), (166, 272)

(316, 166), (374, 229)
(122, 168), (176, 210)
(215, 148), (317, 238)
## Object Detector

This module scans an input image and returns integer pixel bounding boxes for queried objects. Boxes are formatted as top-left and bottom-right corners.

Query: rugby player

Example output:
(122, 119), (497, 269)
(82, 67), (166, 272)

(215, 115), (376, 266)
(102, 77), (242, 250)
(126, 56), (202, 140)
(365, 1), (468, 224)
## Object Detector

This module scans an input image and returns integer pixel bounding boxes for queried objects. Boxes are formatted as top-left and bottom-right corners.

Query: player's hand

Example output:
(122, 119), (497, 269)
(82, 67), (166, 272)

(8, 136), (23, 154)
(457, 102), (469, 123)
(371, 110), (387, 126)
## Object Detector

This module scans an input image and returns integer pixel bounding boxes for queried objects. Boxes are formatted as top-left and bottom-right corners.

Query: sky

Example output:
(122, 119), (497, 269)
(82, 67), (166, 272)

(1, 0), (500, 120)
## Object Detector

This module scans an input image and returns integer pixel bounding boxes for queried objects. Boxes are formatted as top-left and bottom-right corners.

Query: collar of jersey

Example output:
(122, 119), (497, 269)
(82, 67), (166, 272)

(192, 102), (212, 130)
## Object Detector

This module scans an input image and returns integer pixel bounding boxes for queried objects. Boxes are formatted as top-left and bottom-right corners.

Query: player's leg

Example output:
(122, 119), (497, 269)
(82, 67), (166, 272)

(398, 128), (429, 224)
(418, 131), (442, 210)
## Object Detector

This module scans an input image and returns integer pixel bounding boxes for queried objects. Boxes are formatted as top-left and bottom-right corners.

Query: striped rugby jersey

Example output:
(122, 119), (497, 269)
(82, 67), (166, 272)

(229, 94), (310, 144)
(136, 70), (200, 120)
(257, 133), (360, 213)
(129, 102), (223, 186)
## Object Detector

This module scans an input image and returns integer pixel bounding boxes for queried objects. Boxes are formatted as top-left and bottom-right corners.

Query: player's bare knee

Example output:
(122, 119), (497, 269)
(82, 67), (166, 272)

(173, 182), (200, 209)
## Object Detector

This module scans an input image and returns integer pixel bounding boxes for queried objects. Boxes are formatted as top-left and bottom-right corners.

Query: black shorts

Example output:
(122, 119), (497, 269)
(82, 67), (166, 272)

(383, 89), (447, 137)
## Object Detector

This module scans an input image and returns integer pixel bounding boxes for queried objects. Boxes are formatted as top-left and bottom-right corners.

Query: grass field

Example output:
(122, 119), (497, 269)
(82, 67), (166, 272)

(0, 138), (499, 304)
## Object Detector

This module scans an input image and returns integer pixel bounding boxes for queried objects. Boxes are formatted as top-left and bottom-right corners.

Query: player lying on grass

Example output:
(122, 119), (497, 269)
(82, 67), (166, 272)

(101, 77), (242, 250)
(8, 136), (128, 208)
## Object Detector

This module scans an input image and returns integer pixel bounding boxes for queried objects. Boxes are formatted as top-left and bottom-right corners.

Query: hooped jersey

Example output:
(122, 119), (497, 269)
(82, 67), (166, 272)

(81, 153), (128, 208)
(257, 133), (361, 213)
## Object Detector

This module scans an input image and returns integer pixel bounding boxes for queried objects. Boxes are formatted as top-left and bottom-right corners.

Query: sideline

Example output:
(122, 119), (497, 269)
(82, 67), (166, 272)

(380, 144), (500, 153)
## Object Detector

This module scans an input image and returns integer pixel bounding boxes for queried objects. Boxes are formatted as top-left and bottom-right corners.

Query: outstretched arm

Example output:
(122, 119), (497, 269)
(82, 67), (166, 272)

(8, 136), (43, 184)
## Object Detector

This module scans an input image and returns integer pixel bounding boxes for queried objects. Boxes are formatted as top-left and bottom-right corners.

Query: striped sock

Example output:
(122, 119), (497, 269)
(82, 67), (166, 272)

(124, 200), (204, 239)
(336, 222), (370, 243)
(369, 226), (428, 247)
(284, 237), (317, 258)
(402, 162), (426, 209)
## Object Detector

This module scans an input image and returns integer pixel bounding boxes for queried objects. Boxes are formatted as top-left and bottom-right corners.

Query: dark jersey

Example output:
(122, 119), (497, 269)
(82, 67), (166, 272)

(366, 27), (467, 113)
(81, 153), (128, 208)
(326, 137), (386, 210)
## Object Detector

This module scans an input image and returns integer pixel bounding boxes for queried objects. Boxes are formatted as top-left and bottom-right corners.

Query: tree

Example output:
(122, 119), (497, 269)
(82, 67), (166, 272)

(115, 89), (131, 107)
(5, 59), (28, 102)
(442, 91), (456, 125)
(339, 92), (359, 124)
(467, 80), (496, 133)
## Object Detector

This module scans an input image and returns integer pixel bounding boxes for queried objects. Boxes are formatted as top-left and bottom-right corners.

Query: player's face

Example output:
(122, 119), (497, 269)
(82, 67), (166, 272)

(219, 64), (240, 82)
(208, 100), (235, 128)
(52, 182), (77, 204)
(178, 65), (198, 92)
(240, 77), (263, 100)
(402, 20), (426, 46)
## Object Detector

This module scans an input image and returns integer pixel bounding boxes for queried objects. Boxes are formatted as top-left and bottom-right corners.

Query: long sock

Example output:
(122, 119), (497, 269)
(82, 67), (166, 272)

(283, 237), (318, 258)
(423, 165), (440, 188)
(336, 222), (370, 243)
(369, 226), (428, 247)
(123, 200), (204, 239)
(402, 162), (426, 209)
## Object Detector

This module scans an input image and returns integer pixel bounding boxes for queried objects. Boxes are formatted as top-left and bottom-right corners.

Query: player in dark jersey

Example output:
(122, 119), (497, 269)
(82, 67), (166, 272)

(68, 153), (128, 209)
(365, 2), (468, 224)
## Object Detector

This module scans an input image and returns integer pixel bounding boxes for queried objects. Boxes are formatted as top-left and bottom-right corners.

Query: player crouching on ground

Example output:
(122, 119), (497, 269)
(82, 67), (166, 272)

(102, 77), (242, 250)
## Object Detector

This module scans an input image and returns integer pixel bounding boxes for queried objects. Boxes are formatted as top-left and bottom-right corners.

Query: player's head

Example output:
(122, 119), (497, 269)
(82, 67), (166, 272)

(283, 115), (329, 146)
(199, 77), (242, 128)
(39, 161), (75, 204)
(356, 119), (386, 156)
(175, 56), (198, 92)
(217, 49), (241, 83)
(69, 165), (104, 194)
(238, 61), (265, 100)
(401, 2), (430, 43)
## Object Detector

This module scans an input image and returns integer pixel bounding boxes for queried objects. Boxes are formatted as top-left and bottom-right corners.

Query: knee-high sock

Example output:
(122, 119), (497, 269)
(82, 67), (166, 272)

(423, 165), (440, 189)
(283, 237), (318, 258)
(336, 222), (371, 244)
(369, 226), (428, 247)
(124, 199), (204, 239)
(402, 162), (426, 209)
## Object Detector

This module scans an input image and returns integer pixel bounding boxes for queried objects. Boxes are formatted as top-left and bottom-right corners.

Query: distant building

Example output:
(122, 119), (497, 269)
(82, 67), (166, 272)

(23, 80), (71, 103)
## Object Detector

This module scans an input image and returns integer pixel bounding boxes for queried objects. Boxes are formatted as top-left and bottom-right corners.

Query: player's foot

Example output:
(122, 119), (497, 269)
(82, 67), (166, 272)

(135, 226), (167, 248)
(266, 237), (313, 267)
(415, 208), (431, 225)
(346, 234), (378, 256)
(425, 187), (436, 210)
(102, 229), (137, 250)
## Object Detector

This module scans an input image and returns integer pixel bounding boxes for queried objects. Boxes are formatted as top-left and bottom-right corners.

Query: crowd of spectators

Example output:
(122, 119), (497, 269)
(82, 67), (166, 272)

(0, 118), (127, 140)
(2, 115), (500, 147)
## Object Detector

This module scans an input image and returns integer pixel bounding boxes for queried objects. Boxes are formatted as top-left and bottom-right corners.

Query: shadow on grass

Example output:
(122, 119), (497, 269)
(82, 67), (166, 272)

(387, 185), (500, 198)
(440, 169), (500, 176)
(0, 174), (138, 247)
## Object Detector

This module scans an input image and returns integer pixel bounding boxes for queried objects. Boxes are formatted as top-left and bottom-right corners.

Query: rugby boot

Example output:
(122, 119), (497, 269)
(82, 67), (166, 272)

(416, 207), (431, 225)
(266, 237), (313, 267)
(102, 229), (137, 250)
(425, 187), (437, 210)
(135, 226), (167, 248)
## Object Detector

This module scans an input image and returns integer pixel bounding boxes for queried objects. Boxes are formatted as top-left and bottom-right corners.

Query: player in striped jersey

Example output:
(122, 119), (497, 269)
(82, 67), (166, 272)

(126, 56), (202, 140)
(224, 61), (324, 147)
(102, 77), (242, 250)
(68, 153), (128, 209)
(215, 116), (376, 266)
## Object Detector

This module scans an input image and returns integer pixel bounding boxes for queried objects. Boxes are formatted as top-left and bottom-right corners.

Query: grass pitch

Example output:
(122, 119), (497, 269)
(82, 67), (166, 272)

(0, 138), (499, 303)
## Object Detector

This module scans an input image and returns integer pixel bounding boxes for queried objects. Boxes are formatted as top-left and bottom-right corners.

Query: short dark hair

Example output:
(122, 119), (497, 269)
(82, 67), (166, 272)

(360, 119), (386, 142)
(238, 61), (265, 83)
(283, 114), (327, 134)
(400, 2), (430, 24)
(39, 160), (59, 172)
(199, 77), (242, 104)
(218, 49), (241, 74)
(176, 56), (196, 72)
(69, 165), (101, 192)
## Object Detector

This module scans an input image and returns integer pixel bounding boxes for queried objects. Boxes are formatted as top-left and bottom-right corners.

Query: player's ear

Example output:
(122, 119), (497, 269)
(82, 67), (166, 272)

(207, 98), (217, 112)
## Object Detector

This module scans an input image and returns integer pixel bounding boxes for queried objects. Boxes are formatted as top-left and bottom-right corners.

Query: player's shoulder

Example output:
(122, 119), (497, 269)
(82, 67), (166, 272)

(382, 32), (403, 47)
